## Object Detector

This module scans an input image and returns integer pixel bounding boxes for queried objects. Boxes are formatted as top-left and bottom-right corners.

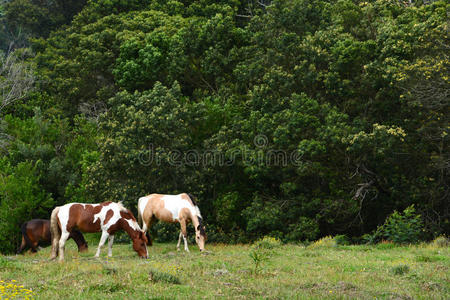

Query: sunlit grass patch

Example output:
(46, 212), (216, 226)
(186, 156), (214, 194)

(1, 241), (449, 299)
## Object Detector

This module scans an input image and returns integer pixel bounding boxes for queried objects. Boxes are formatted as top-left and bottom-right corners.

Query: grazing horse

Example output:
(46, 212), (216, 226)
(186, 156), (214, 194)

(50, 202), (148, 261)
(138, 193), (206, 252)
(17, 219), (87, 254)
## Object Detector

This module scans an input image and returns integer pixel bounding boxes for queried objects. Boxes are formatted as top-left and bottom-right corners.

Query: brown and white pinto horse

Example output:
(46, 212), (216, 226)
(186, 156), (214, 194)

(138, 193), (206, 252)
(17, 219), (88, 254)
(50, 202), (148, 261)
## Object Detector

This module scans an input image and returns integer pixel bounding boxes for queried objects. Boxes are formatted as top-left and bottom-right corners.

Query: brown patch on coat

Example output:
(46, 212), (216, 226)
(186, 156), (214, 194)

(104, 209), (114, 225)
(180, 193), (194, 206)
(120, 210), (136, 221)
(143, 194), (177, 223)
(67, 204), (102, 233)
(114, 210), (140, 237)
(179, 207), (193, 223)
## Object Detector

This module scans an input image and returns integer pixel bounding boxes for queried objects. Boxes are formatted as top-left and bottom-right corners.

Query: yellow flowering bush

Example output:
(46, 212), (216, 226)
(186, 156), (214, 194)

(0, 280), (35, 299)
(253, 236), (282, 249)
(308, 236), (337, 249)
(149, 262), (181, 276)
(148, 263), (181, 284)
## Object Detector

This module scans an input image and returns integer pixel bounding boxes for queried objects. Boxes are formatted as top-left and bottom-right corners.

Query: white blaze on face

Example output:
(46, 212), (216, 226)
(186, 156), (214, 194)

(162, 195), (197, 221)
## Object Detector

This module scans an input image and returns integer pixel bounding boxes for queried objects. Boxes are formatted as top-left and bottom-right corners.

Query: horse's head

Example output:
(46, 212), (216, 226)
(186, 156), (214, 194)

(78, 242), (88, 252)
(132, 230), (148, 258)
(195, 224), (207, 252)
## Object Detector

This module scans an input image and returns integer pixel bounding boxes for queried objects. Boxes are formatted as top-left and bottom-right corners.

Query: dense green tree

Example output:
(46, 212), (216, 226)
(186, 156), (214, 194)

(0, 0), (448, 250)
(0, 158), (53, 253)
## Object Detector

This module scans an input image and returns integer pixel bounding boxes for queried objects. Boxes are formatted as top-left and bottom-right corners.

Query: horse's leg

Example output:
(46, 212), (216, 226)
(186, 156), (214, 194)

(180, 220), (189, 252)
(176, 231), (183, 251)
(58, 231), (70, 262)
(143, 214), (154, 246)
(95, 231), (109, 258)
(30, 241), (38, 253)
(107, 235), (114, 257)
(17, 236), (26, 254)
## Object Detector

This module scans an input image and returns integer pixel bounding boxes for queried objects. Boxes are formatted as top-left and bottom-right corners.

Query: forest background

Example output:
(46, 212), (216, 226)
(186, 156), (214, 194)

(0, 0), (448, 253)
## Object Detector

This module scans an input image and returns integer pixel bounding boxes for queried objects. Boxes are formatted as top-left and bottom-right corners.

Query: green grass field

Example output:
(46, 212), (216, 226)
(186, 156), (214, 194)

(1, 235), (449, 299)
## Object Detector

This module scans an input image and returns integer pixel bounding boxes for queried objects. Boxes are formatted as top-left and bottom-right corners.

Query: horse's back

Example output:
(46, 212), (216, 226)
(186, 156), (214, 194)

(23, 219), (51, 244)
(140, 193), (197, 222)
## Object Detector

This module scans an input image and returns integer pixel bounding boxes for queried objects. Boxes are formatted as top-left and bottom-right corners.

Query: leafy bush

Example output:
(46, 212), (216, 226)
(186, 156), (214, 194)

(390, 265), (409, 275)
(148, 268), (180, 284)
(253, 236), (282, 249)
(0, 159), (54, 253)
(367, 205), (424, 244)
(249, 247), (270, 275)
(431, 236), (449, 248)
(308, 236), (337, 249)
(248, 236), (280, 274)
(375, 240), (397, 250)
(334, 235), (350, 245)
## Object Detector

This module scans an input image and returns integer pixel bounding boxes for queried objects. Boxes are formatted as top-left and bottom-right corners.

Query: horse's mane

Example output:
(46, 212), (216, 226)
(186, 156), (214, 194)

(197, 216), (206, 237)
(116, 201), (128, 212)
(187, 194), (206, 237)
(187, 193), (198, 206)
(187, 193), (202, 217)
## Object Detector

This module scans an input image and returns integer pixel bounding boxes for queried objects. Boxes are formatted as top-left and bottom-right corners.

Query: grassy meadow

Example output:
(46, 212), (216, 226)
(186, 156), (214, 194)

(0, 235), (449, 299)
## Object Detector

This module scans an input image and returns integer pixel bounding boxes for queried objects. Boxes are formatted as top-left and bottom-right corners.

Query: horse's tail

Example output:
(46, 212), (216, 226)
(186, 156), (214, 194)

(17, 222), (30, 254)
(50, 206), (61, 260)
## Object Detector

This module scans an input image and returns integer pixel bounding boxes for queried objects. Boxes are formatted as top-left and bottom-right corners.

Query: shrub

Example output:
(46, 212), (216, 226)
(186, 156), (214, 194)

(334, 235), (350, 245)
(148, 268), (181, 284)
(375, 240), (397, 249)
(248, 236), (280, 274)
(431, 235), (449, 248)
(0, 159), (54, 254)
(249, 247), (270, 275)
(390, 265), (409, 275)
(308, 236), (336, 249)
(253, 236), (282, 249)
(367, 205), (424, 244)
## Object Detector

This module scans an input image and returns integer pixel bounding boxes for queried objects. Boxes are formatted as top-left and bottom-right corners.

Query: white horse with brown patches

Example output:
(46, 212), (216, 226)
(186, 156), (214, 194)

(50, 201), (148, 261)
(138, 193), (206, 252)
